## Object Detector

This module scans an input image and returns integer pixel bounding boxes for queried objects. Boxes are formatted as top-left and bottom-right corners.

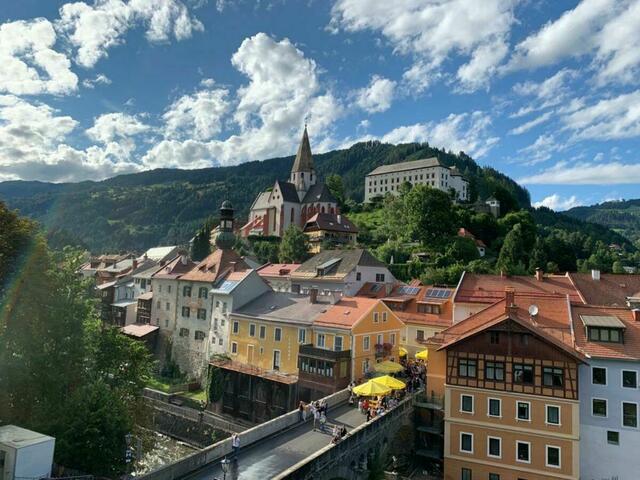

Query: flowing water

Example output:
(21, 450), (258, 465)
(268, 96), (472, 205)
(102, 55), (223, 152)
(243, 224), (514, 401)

(131, 429), (198, 476)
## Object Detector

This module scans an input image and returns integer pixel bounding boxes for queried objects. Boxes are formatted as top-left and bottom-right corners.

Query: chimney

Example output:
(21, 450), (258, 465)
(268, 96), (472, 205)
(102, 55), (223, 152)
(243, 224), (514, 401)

(132, 259), (138, 269)
(633, 309), (640, 322)
(504, 288), (515, 314)
(535, 267), (543, 282)
(309, 288), (318, 304)
(337, 214), (342, 224)
(229, 261), (237, 272)
(591, 269), (601, 281)
(180, 254), (188, 265)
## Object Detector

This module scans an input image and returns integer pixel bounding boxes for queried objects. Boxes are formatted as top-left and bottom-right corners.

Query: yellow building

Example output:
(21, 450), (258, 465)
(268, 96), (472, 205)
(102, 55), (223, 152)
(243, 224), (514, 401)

(302, 212), (358, 253)
(297, 296), (405, 400)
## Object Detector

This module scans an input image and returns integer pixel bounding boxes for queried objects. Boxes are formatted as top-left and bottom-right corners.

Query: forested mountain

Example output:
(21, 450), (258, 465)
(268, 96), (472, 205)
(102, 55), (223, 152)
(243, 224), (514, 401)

(0, 141), (530, 253)
(565, 200), (640, 246)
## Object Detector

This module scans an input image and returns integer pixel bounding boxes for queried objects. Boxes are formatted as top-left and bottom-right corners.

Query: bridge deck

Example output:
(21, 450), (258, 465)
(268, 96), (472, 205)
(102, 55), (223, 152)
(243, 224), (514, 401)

(186, 404), (366, 480)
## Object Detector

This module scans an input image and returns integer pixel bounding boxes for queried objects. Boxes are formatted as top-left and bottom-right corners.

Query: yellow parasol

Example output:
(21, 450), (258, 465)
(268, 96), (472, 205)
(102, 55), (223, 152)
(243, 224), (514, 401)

(373, 360), (404, 374)
(399, 347), (408, 357)
(415, 349), (429, 361)
(371, 375), (406, 390)
(352, 380), (392, 396)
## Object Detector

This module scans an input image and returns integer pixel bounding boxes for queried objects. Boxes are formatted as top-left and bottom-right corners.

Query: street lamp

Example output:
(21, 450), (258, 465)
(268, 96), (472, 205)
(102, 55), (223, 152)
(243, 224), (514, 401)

(221, 457), (231, 480)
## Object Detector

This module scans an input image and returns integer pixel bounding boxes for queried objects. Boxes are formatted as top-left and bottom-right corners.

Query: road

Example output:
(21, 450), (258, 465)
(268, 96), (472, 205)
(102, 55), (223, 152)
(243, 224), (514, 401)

(186, 403), (366, 480)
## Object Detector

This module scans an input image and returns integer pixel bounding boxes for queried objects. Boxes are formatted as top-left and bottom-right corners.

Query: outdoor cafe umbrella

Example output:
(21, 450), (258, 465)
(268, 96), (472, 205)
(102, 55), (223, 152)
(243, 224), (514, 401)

(399, 347), (408, 357)
(415, 349), (429, 361)
(371, 375), (406, 390)
(352, 380), (392, 397)
(373, 360), (404, 374)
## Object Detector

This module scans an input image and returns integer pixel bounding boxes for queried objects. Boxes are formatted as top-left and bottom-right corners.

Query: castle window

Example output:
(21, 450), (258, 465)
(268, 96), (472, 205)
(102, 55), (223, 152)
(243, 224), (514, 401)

(291, 208), (294, 222)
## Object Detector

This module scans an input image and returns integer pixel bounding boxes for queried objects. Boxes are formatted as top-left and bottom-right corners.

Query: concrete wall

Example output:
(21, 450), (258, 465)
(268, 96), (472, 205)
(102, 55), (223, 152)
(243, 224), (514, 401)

(137, 389), (350, 480)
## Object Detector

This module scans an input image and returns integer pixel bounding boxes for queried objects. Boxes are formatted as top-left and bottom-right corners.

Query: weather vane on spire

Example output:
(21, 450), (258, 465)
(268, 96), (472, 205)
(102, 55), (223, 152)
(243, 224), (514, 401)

(304, 114), (310, 129)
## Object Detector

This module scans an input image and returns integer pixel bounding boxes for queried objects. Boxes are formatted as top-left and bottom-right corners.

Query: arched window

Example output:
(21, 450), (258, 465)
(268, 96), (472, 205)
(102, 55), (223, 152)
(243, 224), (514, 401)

(321, 205), (325, 213)
(291, 208), (294, 223)
(330, 207), (335, 214)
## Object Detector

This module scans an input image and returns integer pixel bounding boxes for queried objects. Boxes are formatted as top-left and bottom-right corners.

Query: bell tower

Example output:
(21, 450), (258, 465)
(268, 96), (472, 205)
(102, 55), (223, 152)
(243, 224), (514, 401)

(214, 200), (236, 250)
(290, 125), (316, 200)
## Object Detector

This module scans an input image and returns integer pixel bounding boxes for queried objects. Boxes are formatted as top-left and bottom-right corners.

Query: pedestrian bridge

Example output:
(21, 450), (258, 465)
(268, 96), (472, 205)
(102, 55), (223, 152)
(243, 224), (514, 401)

(138, 389), (417, 480)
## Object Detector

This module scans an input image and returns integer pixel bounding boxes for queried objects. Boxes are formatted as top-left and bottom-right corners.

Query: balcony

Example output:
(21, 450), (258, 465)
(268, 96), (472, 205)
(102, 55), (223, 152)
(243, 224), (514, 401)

(415, 392), (445, 410)
(298, 344), (351, 360)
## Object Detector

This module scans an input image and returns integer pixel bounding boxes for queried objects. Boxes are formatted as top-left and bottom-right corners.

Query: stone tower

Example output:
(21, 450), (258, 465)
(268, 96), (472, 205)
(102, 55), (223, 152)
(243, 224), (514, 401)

(290, 126), (316, 200)
(215, 200), (236, 250)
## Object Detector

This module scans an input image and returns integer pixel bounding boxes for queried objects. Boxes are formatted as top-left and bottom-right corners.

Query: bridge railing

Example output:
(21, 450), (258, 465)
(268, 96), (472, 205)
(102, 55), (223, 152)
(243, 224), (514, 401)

(137, 388), (350, 480)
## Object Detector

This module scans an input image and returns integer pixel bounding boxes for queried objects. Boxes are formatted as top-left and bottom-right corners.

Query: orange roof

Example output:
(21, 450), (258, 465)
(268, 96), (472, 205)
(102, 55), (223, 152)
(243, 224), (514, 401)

(180, 249), (248, 282)
(356, 282), (391, 298)
(568, 272), (640, 307)
(572, 304), (640, 361)
(382, 284), (453, 328)
(152, 255), (196, 279)
(313, 297), (379, 329)
(256, 263), (301, 277)
(430, 292), (584, 361)
(455, 272), (583, 304)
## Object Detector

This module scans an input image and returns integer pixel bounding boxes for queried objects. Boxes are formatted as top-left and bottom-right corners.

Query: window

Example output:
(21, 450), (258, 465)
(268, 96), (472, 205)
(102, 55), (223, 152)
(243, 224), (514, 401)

(194, 330), (205, 341)
(274, 327), (282, 342)
(363, 336), (370, 351)
(487, 437), (501, 458)
(485, 361), (505, 381)
(376, 334), (383, 346)
(460, 432), (473, 453)
(179, 328), (189, 337)
(273, 350), (281, 370)
(362, 359), (370, 374)
(231, 342), (237, 354)
(546, 405), (560, 425)
(298, 328), (306, 344)
(489, 331), (500, 344)
(156, 300), (161, 309)
(219, 338), (223, 346)
(592, 366), (607, 385)
(317, 333), (326, 348)
(489, 475), (500, 480)
(334, 335), (343, 351)
(517, 401), (530, 421)
(592, 398), (607, 417)
(382, 312), (387, 322)
(390, 333), (395, 345)
(183, 285), (191, 297)
(249, 324), (256, 337)
(181, 306), (190, 317)
(460, 394), (473, 413)
(198, 287), (208, 299)
(622, 370), (638, 388)
(232, 321), (239, 334)
(222, 302), (227, 313)
(166, 302), (170, 310)
(417, 330), (425, 341)
(516, 441), (530, 463)
(543, 367), (564, 388)
(373, 312), (379, 323)
(546, 445), (561, 468)
(607, 430), (620, 445)
(168, 285), (172, 293)
(197, 308), (207, 320)
(458, 358), (477, 378)
(461, 468), (471, 480)
(622, 402), (638, 428)
(488, 398), (501, 417)
(375, 273), (385, 282)
(259, 325), (266, 339)
(513, 363), (534, 384)
(588, 327), (623, 343)
(417, 303), (441, 314)
(356, 272), (361, 281)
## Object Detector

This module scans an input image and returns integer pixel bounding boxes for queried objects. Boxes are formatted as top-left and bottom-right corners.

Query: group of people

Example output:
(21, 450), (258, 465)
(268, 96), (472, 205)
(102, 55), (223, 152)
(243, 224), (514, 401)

(403, 359), (426, 392)
(356, 391), (403, 421)
(297, 398), (349, 444)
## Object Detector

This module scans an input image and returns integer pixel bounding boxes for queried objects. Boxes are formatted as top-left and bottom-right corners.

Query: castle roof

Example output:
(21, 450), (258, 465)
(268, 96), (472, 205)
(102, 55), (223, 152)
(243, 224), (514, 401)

(302, 183), (337, 204)
(367, 157), (443, 176)
(291, 126), (314, 173)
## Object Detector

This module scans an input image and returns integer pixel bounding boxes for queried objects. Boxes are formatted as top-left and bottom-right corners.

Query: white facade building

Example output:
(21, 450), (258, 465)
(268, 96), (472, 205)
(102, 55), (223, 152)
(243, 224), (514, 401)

(0, 426), (55, 480)
(364, 157), (469, 202)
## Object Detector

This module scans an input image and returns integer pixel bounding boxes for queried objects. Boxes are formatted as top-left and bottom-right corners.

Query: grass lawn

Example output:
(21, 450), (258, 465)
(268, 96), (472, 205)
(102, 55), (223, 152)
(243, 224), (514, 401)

(145, 376), (175, 393)
(180, 389), (207, 402)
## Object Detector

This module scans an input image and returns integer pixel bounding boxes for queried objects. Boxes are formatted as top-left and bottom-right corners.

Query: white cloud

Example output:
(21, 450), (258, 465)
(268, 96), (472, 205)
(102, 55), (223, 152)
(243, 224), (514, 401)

(512, 68), (576, 107)
(0, 19), (78, 95)
(329, 0), (516, 92)
(520, 160), (640, 184)
(509, 110), (553, 135)
(86, 112), (151, 161)
(533, 194), (582, 211)
(82, 73), (112, 88)
(353, 75), (396, 113)
(379, 111), (499, 158)
(58, 0), (204, 68)
(516, 134), (558, 164)
(163, 85), (231, 140)
(561, 90), (640, 140)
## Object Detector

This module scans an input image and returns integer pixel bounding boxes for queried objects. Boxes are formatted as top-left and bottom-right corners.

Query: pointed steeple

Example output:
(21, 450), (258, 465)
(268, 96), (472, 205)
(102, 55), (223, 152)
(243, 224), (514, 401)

(291, 125), (314, 173)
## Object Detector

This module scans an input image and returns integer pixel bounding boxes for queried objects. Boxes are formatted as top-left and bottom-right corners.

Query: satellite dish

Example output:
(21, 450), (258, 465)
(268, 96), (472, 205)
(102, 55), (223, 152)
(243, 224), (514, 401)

(528, 304), (539, 317)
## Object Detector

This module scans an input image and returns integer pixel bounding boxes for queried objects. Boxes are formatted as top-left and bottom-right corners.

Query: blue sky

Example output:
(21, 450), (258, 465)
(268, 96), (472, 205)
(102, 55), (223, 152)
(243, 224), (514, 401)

(1, 0), (640, 210)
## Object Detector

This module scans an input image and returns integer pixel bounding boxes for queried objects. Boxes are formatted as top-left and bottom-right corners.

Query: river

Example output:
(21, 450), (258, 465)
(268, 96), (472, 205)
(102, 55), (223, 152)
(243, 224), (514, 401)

(131, 429), (198, 476)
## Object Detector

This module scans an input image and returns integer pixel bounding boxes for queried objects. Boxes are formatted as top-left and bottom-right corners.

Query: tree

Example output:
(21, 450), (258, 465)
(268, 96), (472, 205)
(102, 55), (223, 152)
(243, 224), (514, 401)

(279, 225), (309, 263)
(612, 260), (625, 274)
(447, 237), (480, 263)
(191, 217), (214, 261)
(496, 224), (527, 274)
(404, 185), (456, 247)
(252, 240), (280, 264)
(326, 174), (345, 207)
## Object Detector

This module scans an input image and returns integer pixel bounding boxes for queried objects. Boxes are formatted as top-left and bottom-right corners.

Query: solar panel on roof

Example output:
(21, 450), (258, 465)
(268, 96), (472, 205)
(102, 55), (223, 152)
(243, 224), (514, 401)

(398, 286), (420, 295)
(425, 288), (452, 299)
(370, 283), (382, 292)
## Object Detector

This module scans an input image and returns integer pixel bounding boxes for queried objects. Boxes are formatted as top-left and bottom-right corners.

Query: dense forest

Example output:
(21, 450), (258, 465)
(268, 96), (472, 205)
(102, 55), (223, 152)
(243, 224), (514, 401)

(565, 199), (640, 245)
(0, 141), (529, 252)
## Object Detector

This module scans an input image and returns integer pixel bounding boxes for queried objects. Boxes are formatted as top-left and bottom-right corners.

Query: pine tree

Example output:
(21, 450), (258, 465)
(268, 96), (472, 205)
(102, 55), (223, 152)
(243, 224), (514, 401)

(496, 224), (527, 274)
(279, 225), (309, 263)
(191, 217), (214, 261)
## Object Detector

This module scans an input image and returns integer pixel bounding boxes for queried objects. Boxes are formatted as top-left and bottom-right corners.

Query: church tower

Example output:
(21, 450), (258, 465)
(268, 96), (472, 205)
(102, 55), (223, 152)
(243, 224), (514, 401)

(290, 126), (316, 200)
(214, 200), (236, 250)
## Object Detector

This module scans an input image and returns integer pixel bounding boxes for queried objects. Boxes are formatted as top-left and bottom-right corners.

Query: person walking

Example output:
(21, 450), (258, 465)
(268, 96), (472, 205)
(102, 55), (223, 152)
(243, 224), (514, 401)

(319, 412), (327, 432)
(366, 408), (372, 422)
(313, 406), (320, 431)
(231, 433), (240, 457)
(298, 401), (305, 422)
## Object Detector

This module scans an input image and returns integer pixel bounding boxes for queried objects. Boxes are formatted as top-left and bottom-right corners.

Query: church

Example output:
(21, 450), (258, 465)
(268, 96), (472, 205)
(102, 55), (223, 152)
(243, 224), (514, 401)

(241, 127), (339, 238)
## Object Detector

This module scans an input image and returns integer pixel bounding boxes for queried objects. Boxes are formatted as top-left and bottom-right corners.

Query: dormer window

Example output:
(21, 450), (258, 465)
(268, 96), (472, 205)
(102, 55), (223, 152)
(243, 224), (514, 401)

(580, 314), (625, 344)
(588, 327), (623, 343)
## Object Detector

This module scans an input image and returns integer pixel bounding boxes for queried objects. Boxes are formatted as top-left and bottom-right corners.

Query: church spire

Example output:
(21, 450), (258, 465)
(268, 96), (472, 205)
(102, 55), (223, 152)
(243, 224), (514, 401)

(291, 125), (314, 173)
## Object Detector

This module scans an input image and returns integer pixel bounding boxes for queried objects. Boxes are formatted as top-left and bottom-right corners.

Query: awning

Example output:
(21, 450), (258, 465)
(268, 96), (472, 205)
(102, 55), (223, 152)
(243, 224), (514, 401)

(121, 324), (159, 338)
(580, 315), (626, 328)
(373, 360), (404, 374)
(371, 375), (406, 390)
(112, 299), (137, 308)
(353, 380), (392, 396)
(138, 291), (153, 300)
(415, 349), (429, 361)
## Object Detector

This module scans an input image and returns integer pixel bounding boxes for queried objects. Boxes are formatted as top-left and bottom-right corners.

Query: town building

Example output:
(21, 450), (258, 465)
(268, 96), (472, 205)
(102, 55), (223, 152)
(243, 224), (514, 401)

(452, 271), (582, 323)
(426, 290), (584, 480)
(302, 212), (358, 253)
(457, 228), (486, 257)
(364, 157), (469, 203)
(0, 425), (55, 480)
(289, 248), (395, 299)
(300, 296), (404, 400)
(571, 304), (640, 480)
(256, 263), (300, 292)
(568, 270), (640, 308)
(241, 127), (341, 238)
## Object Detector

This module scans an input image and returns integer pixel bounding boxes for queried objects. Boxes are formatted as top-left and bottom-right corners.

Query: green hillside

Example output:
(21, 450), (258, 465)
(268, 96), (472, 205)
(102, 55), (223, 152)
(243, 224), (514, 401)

(0, 141), (529, 253)
(565, 200), (640, 246)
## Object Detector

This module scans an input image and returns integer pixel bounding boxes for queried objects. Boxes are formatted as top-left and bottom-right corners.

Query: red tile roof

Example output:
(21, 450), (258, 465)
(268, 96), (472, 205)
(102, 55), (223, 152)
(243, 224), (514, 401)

(152, 255), (197, 279)
(568, 273), (640, 307)
(313, 297), (379, 329)
(256, 263), (301, 277)
(381, 284), (453, 328)
(572, 304), (640, 361)
(455, 272), (583, 304)
(303, 212), (359, 234)
(180, 249), (248, 283)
